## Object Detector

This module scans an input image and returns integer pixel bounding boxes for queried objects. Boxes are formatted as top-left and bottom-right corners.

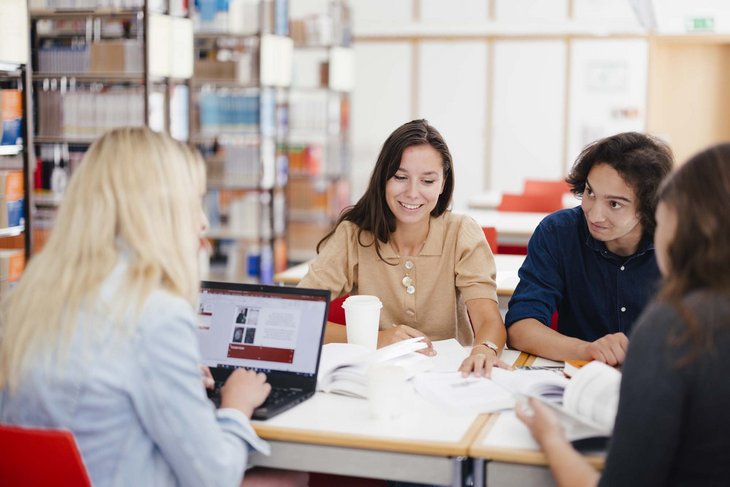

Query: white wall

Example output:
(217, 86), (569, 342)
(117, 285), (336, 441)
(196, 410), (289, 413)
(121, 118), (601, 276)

(417, 41), (487, 211)
(350, 42), (413, 200)
(338, 0), (730, 208)
(490, 40), (566, 193)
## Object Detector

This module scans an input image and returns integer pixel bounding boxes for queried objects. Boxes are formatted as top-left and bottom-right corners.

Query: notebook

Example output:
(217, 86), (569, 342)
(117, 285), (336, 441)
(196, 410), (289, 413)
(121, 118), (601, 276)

(197, 281), (330, 420)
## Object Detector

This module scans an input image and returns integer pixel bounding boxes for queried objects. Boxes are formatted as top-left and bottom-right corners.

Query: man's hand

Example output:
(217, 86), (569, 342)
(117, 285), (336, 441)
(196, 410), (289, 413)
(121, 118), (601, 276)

(580, 332), (628, 366)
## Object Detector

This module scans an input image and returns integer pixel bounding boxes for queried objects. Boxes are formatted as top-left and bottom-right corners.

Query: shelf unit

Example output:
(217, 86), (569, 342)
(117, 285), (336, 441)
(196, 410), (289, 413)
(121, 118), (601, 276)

(0, 0), (31, 298)
(286, 0), (352, 263)
(0, 62), (31, 299)
(191, 0), (291, 284)
(28, 0), (193, 252)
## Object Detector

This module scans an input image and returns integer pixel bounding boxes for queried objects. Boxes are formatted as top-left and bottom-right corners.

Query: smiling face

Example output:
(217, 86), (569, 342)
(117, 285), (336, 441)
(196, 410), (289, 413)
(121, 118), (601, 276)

(581, 163), (643, 256)
(385, 144), (445, 229)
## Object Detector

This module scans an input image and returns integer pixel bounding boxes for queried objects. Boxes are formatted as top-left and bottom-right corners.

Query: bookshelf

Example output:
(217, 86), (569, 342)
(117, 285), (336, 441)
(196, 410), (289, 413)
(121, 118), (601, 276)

(287, 0), (352, 263)
(0, 0), (31, 299)
(28, 0), (193, 252)
(191, 0), (291, 284)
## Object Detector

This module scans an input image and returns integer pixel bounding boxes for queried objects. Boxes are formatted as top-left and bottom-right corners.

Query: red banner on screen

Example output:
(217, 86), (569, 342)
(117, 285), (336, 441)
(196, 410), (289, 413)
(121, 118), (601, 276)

(227, 344), (295, 363)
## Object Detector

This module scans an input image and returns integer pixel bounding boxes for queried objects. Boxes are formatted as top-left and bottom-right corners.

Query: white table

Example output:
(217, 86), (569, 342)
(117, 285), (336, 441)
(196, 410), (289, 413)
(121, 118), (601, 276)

(470, 413), (605, 487)
(249, 390), (486, 486)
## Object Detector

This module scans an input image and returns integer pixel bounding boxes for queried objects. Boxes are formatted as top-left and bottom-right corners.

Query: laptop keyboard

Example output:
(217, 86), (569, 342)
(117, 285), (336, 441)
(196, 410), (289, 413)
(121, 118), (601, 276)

(208, 383), (306, 415)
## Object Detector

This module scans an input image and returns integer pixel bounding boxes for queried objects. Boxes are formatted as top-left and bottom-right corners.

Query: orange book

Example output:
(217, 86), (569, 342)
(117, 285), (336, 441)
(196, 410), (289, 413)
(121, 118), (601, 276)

(1, 90), (23, 146)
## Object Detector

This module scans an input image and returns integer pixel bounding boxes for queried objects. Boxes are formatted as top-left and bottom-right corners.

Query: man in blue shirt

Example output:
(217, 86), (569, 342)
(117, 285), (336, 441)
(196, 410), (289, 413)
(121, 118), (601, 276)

(506, 132), (673, 365)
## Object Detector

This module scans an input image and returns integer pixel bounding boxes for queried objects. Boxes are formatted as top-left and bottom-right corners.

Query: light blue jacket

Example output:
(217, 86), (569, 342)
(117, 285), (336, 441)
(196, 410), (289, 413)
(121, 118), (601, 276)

(0, 261), (269, 486)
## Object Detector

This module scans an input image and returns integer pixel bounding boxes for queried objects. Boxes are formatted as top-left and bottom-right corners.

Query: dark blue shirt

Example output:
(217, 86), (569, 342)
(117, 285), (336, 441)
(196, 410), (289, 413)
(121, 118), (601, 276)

(505, 207), (661, 342)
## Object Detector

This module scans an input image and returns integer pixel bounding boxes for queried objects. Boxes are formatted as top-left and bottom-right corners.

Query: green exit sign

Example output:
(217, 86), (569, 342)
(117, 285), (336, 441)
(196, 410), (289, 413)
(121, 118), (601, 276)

(686, 16), (715, 32)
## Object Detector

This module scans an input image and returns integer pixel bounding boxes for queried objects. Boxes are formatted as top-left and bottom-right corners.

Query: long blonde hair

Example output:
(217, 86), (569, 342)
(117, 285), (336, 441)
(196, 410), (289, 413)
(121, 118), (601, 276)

(0, 127), (205, 389)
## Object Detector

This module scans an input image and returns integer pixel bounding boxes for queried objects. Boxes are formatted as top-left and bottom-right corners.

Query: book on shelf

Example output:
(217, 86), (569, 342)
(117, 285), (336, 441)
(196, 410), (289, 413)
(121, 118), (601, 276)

(316, 336), (474, 399)
(0, 90), (23, 146)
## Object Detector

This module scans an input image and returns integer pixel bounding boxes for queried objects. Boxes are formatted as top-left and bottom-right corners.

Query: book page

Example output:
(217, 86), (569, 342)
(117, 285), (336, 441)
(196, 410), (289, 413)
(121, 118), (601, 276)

(317, 337), (429, 397)
(414, 372), (515, 414)
(562, 361), (621, 432)
(491, 368), (569, 402)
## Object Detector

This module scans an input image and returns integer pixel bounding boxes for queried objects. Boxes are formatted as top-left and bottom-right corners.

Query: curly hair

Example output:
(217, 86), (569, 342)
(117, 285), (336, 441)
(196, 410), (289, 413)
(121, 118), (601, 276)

(566, 132), (673, 237)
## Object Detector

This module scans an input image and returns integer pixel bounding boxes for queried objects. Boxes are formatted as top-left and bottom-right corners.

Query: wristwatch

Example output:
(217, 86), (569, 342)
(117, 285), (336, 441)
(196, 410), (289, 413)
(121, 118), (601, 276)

(475, 340), (499, 355)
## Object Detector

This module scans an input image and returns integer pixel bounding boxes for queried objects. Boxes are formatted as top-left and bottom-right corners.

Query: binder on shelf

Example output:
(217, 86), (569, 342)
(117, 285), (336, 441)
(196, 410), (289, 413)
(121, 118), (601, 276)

(260, 35), (293, 87)
(0, 90), (23, 146)
(329, 47), (354, 92)
(0, 170), (25, 229)
(0, 0), (29, 66)
(170, 17), (194, 79)
(148, 14), (171, 78)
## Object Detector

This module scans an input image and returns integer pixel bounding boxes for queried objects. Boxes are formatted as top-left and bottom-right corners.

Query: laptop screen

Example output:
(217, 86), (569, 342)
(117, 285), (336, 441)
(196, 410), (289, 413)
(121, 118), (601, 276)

(197, 282), (329, 378)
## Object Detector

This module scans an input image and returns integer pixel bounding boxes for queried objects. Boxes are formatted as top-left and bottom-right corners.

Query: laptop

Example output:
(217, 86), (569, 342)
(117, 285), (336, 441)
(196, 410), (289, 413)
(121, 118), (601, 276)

(197, 281), (330, 420)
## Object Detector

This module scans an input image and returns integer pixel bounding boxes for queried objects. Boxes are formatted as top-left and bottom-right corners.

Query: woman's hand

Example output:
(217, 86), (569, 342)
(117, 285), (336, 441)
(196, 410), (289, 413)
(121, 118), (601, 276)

(377, 324), (435, 356)
(458, 348), (511, 378)
(200, 365), (215, 390)
(515, 397), (566, 448)
(220, 369), (271, 418)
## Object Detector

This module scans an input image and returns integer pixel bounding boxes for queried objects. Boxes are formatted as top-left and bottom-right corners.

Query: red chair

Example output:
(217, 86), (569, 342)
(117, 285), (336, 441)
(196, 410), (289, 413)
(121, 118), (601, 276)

(0, 424), (91, 487)
(497, 193), (563, 213)
(523, 179), (570, 197)
(482, 226), (498, 254)
(328, 294), (348, 325)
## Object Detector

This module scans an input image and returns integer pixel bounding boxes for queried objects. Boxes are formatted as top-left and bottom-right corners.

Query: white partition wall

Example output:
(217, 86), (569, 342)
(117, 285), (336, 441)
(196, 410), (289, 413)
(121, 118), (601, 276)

(490, 40), (566, 193)
(566, 39), (648, 170)
(351, 43), (413, 200)
(417, 41), (488, 211)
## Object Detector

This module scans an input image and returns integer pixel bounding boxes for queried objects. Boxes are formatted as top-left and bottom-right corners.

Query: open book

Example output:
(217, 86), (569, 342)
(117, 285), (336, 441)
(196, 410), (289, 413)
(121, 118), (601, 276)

(413, 367), (568, 414)
(535, 360), (622, 441)
(413, 360), (621, 439)
(316, 337), (431, 398)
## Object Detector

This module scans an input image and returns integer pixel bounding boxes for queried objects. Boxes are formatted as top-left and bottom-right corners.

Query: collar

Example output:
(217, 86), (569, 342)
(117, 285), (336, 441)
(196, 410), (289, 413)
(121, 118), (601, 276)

(379, 214), (446, 259)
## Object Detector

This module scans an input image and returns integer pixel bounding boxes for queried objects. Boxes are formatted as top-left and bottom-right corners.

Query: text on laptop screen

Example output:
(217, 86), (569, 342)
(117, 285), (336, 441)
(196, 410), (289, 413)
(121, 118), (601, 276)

(197, 286), (327, 376)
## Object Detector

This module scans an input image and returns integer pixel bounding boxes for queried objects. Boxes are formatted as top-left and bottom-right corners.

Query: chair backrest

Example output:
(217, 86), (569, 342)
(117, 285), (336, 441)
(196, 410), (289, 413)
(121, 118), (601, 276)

(0, 424), (91, 487)
(523, 179), (570, 197)
(497, 192), (563, 213)
(328, 294), (348, 325)
(482, 226), (498, 254)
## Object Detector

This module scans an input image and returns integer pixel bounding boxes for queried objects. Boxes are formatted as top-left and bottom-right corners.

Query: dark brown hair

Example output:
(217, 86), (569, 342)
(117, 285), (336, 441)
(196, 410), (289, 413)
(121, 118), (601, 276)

(317, 119), (454, 260)
(657, 143), (730, 364)
(566, 132), (673, 237)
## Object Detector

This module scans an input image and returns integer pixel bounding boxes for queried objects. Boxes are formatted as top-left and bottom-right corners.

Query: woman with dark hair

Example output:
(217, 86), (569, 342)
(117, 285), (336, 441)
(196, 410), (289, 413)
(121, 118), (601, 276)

(299, 119), (506, 375)
(516, 143), (730, 486)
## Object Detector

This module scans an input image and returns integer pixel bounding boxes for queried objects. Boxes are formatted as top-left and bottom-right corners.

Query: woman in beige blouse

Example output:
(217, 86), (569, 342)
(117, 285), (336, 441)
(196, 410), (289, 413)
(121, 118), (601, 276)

(299, 119), (506, 376)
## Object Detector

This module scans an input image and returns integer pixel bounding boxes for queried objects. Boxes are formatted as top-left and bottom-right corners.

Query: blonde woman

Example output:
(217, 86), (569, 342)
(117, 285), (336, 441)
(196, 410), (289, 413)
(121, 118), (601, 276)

(0, 128), (306, 487)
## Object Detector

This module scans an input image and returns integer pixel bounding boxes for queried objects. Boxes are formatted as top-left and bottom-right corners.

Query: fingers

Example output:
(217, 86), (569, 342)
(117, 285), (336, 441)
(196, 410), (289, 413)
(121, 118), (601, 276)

(459, 351), (498, 378)
(588, 333), (629, 366)
(200, 365), (215, 390)
(390, 324), (436, 356)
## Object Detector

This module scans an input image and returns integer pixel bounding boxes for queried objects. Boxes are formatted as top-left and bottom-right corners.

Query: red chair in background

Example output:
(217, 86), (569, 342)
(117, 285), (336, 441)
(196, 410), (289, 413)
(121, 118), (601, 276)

(497, 193), (563, 213)
(482, 226), (498, 254)
(523, 179), (570, 197)
(0, 424), (91, 487)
